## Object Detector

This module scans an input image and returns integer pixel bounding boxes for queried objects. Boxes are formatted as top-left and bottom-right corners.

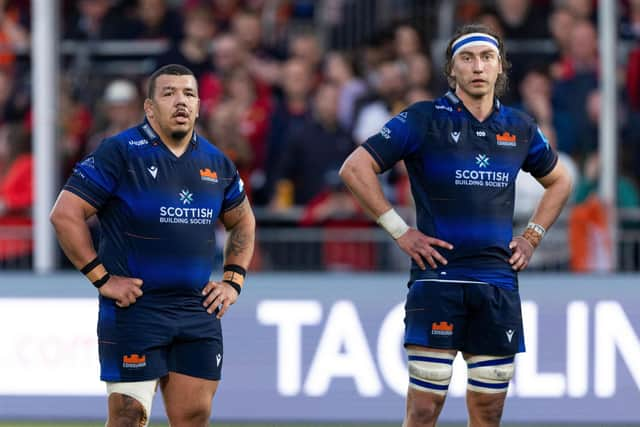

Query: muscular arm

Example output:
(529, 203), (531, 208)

(220, 197), (256, 269)
(338, 146), (389, 219)
(50, 190), (143, 306)
(509, 159), (573, 271)
(49, 190), (99, 268)
(530, 159), (573, 230)
(202, 197), (255, 318)
(339, 146), (452, 269)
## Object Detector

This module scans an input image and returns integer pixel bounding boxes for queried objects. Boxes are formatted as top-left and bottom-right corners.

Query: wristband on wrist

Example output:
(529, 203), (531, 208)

(92, 273), (111, 289)
(223, 264), (246, 295)
(80, 257), (110, 286)
(376, 208), (410, 239)
(522, 222), (546, 249)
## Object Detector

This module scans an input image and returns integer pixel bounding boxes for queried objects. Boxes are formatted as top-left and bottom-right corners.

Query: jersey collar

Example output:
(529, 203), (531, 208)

(139, 118), (199, 149)
(444, 90), (501, 112)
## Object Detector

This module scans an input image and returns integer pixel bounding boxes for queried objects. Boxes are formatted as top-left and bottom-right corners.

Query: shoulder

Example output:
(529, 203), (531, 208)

(498, 104), (537, 128)
(98, 125), (148, 153)
(196, 135), (238, 172)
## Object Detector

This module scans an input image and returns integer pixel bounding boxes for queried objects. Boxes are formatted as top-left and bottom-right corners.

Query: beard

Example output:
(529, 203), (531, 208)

(170, 129), (189, 140)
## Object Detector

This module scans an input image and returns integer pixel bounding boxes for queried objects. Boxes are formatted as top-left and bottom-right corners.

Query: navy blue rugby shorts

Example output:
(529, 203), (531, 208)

(404, 280), (525, 355)
(97, 294), (223, 382)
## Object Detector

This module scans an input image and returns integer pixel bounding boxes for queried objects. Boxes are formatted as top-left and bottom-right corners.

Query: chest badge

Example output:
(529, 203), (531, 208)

(200, 168), (219, 183)
(451, 131), (461, 143)
(496, 131), (516, 147)
(147, 165), (158, 179)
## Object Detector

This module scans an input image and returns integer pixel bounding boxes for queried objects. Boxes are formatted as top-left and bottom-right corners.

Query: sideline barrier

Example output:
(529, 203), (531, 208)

(0, 272), (639, 423)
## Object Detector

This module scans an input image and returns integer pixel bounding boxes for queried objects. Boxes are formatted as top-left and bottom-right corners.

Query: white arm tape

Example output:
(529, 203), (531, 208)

(526, 222), (546, 238)
(377, 208), (409, 239)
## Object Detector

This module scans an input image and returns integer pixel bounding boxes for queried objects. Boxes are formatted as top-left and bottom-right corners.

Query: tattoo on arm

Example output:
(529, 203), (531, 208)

(225, 228), (250, 258)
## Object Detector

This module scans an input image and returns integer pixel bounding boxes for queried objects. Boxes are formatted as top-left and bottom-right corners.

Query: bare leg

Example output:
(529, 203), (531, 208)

(466, 390), (507, 427)
(403, 345), (457, 427)
(160, 371), (219, 427)
(107, 393), (146, 427)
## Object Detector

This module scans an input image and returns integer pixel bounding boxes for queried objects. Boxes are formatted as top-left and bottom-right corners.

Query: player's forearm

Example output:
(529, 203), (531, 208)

(50, 209), (96, 269)
(339, 149), (392, 220)
(529, 170), (572, 231)
(222, 205), (256, 269)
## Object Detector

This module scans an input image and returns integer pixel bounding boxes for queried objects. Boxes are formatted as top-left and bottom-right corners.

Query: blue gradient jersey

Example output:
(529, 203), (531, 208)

(64, 120), (246, 300)
(362, 92), (557, 290)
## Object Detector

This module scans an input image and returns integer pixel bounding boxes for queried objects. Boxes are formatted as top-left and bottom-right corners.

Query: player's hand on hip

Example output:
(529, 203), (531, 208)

(201, 281), (239, 319)
(509, 236), (534, 271)
(395, 228), (453, 270)
(98, 275), (144, 308)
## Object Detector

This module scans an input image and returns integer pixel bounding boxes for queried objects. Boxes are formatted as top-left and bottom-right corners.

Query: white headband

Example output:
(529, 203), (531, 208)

(451, 32), (499, 58)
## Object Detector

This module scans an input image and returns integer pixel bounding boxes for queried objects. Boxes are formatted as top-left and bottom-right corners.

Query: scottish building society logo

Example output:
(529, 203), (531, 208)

(179, 189), (193, 205)
(455, 153), (509, 188)
(475, 154), (490, 168)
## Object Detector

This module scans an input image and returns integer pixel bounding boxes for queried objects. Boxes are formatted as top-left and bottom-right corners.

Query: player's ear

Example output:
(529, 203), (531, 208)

(143, 98), (154, 118)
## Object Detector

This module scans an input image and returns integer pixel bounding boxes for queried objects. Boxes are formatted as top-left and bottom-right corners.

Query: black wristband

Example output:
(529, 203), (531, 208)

(80, 257), (101, 274)
(92, 273), (111, 289)
(223, 264), (247, 276)
(224, 280), (242, 295)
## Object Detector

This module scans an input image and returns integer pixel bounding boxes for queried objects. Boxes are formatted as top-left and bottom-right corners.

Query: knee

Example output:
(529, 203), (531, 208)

(407, 397), (443, 425)
(167, 404), (211, 427)
(472, 395), (505, 424)
(108, 393), (147, 427)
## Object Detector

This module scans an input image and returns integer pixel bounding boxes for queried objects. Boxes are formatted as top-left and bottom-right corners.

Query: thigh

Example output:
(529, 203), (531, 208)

(464, 284), (525, 355)
(404, 280), (467, 350)
(160, 371), (219, 424)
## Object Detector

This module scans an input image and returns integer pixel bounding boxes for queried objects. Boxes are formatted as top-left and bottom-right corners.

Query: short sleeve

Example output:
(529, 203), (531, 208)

(222, 168), (246, 212)
(63, 137), (126, 208)
(361, 103), (429, 172)
(522, 125), (558, 178)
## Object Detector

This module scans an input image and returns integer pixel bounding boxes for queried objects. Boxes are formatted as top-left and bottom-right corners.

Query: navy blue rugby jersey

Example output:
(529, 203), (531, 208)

(64, 120), (246, 297)
(362, 92), (557, 290)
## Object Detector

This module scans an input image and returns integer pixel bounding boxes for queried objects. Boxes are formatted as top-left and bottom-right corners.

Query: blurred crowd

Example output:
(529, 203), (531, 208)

(0, 0), (640, 271)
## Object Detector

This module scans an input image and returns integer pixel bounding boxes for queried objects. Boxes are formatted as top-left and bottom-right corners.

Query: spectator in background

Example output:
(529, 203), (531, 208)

(352, 60), (408, 144)
(64, 0), (136, 40)
(206, 99), (253, 179)
(621, 0), (640, 39)
(0, 123), (32, 267)
(394, 24), (423, 61)
(270, 83), (356, 208)
(259, 58), (313, 205)
(0, 68), (28, 125)
(60, 78), (93, 179)
(564, 0), (595, 22)
(551, 19), (599, 160)
(288, 32), (323, 77)
(548, 6), (576, 80)
(627, 43), (640, 111)
(404, 53), (432, 92)
(220, 67), (271, 197)
(86, 79), (141, 155)
(574, 151), (640, 210)
(0, 0), (28, 69)
(517, 67), (573, 157)
(495, 0), (548, 39)
(155, 4), (216, 80)
(324, 51), (368, 131)
(199, 33), (273, 116)
(131, 0), (182, 41)
(235, 9), (283, 87)
(186, 0), (241, 32)
(300, 170), (376, 271)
